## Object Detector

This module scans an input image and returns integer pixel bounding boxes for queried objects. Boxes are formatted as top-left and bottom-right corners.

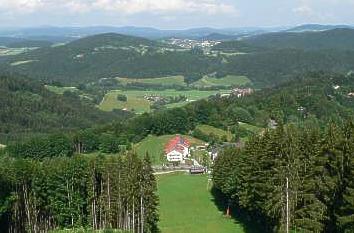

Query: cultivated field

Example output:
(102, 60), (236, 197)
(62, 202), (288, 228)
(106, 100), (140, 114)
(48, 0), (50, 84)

(99, 89), (231, 113)
(45, 85), (79, 94)
(157, 173), (246, 233)
(116, 75), (186, 87)
(191, 75), (251, 88)
(238, 122), (263, 133)
(196, 124), (233, 141)
(135, 135), (205, 165)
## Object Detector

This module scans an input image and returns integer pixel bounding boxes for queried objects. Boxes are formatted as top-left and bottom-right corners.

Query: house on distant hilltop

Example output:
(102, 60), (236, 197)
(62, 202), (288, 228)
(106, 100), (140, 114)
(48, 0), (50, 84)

(164, 135), (191, 162)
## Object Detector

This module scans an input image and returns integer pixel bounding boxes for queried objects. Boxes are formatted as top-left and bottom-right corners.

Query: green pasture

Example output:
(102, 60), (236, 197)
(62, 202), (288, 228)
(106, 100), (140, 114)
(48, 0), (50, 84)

(157, 173), (247, 233)
(192, 75), (251, 88)
(196, 124), (233, 141)
(99, 89), (231, 113)
(116, 75), (186, 87)
(45, 85), (79, 95)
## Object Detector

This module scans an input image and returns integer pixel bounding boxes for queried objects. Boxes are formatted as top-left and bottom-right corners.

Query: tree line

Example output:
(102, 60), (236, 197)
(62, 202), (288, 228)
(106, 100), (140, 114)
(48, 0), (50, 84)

(0, 153), (158, 233)
(213, 121), (354, 232)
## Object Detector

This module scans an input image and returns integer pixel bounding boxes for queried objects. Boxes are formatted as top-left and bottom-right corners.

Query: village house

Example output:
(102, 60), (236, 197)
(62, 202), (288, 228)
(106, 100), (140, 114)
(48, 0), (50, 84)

(164, 135), (191, 162)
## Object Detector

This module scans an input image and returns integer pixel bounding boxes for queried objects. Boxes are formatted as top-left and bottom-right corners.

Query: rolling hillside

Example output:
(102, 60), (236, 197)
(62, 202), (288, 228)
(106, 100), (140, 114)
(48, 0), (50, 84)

(218, 28), (354, 51)
(0, 37), (53, 48)
(0, 75), (129, 143)
(3, 33), (215, 84)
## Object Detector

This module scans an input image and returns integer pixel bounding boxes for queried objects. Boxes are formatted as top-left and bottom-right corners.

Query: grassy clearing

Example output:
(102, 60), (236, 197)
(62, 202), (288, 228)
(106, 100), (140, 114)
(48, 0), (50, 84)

(157, 173), (246, 233)
(135, 135), (205, 165)
(196, 124), (233, 141)
(99, 89), (231, 113)
(238, 122), (263, 133)
(192, 75), (251, 88)
(99, 90), (151, 113)
(45, 85), (79, 95)
(0, 47), (36, 56)
(117, 75), (186, 87)
(10, 60), (38, 66)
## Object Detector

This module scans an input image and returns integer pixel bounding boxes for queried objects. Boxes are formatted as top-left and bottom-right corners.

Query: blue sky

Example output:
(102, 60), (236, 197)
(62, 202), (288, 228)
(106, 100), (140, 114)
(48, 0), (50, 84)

(0, 0), (353, 28)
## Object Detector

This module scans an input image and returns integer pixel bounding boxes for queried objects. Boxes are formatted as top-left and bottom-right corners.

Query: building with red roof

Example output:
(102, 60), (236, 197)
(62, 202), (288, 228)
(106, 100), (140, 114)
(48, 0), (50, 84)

(164, 135), (191, 162)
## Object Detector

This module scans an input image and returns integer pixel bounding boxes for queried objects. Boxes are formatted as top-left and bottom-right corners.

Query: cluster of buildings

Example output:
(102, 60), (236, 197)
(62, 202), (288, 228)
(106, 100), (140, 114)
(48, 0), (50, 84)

(144, 94), (165, 102)
(231, 88), (254, 98)
(166, 38), (221, 49)
(164, 135), (191, 162)
(164, 135), (219, 163)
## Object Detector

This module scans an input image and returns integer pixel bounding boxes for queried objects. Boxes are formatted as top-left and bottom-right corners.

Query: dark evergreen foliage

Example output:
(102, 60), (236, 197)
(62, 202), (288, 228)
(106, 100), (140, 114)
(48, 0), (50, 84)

(0, 153), (159, 233)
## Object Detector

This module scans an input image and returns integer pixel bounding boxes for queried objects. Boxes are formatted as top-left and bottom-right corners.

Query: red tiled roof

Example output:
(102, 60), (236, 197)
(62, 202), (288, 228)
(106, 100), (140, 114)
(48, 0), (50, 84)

(164, 135), (190, 154)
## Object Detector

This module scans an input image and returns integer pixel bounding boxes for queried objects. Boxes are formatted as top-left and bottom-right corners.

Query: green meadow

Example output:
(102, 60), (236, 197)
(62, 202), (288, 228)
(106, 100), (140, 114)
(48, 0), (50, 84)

(157, 173), (246, 233)
(99, 89), (231, 113)
(45, 85), (79, 95)
(192, 75), (251, 88)
(196, 124), (233, 141)
(116, 75), (186, 87)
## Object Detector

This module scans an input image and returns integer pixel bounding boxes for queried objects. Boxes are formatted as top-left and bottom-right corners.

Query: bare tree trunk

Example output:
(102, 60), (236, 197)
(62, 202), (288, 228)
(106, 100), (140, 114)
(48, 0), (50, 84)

(140, 195), (144, 233)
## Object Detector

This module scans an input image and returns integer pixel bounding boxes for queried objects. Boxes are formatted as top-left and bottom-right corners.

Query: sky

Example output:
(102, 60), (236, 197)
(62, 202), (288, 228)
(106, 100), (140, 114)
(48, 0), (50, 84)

(0, 0), (353, 29)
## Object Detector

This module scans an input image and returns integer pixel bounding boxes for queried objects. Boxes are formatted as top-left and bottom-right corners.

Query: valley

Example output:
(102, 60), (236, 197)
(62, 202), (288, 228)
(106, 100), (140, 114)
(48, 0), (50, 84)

(1, 22), (354, 233)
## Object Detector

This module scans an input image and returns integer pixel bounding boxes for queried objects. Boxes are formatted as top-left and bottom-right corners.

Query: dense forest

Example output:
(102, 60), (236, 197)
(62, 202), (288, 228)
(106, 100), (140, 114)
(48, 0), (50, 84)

(0, 75), (130, 143)
(213, 121), (354, 233)
(0, 153), (158, 233)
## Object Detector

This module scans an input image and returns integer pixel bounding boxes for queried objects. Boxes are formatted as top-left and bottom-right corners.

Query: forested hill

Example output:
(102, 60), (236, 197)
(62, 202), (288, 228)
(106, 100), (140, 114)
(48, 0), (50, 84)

(0, 37), (53, 48)
(2, 33), (215, 84)
(0, 75), (129, 143)
(215, 28), (354, 51)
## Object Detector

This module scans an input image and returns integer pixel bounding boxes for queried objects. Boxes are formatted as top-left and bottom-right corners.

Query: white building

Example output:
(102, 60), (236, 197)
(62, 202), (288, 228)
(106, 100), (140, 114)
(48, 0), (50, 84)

(164, 135), (191, 162)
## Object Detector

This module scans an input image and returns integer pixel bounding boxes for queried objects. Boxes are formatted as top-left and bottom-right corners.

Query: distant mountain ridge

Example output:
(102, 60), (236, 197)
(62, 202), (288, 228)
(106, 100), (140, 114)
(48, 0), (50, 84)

(0, 26), (283, 41)
(214, 28), (354, 52)
(0, 37), (53, 48)
(244, 28), (354, 50)
(286, 24), (354, 32)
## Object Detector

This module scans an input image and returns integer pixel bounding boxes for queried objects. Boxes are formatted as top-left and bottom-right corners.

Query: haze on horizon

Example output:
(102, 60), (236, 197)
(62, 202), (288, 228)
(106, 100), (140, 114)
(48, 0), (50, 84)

(0, 0), (353, 29)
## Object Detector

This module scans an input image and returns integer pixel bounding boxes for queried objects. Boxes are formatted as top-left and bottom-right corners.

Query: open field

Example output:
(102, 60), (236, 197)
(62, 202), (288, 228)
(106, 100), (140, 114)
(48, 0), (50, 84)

(157, 173), (246, 233)
(99, 89), (231, 113)
(135, 135), (205, 165)
(0, 47), (37, 56)
(238, 122), (263, 133)
(196, 124), (233, 141)
(117, 75), (186, 87)
(10, 60), (38, 66)
(45, 85), (79, 95)
(192, 75), (251, 88)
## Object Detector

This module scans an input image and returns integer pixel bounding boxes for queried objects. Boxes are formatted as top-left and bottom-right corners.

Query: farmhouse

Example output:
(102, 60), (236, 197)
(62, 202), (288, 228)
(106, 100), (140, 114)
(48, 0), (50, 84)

(164, 135), (191, 162)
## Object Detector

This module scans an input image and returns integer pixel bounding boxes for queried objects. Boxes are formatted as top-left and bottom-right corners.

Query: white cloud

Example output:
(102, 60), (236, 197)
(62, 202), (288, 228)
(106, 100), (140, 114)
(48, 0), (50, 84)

(0, 0), (43, 13)
(89, 0), (237, 15)
(0, 0), (237, 15)
(293, 5), (314, 17)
